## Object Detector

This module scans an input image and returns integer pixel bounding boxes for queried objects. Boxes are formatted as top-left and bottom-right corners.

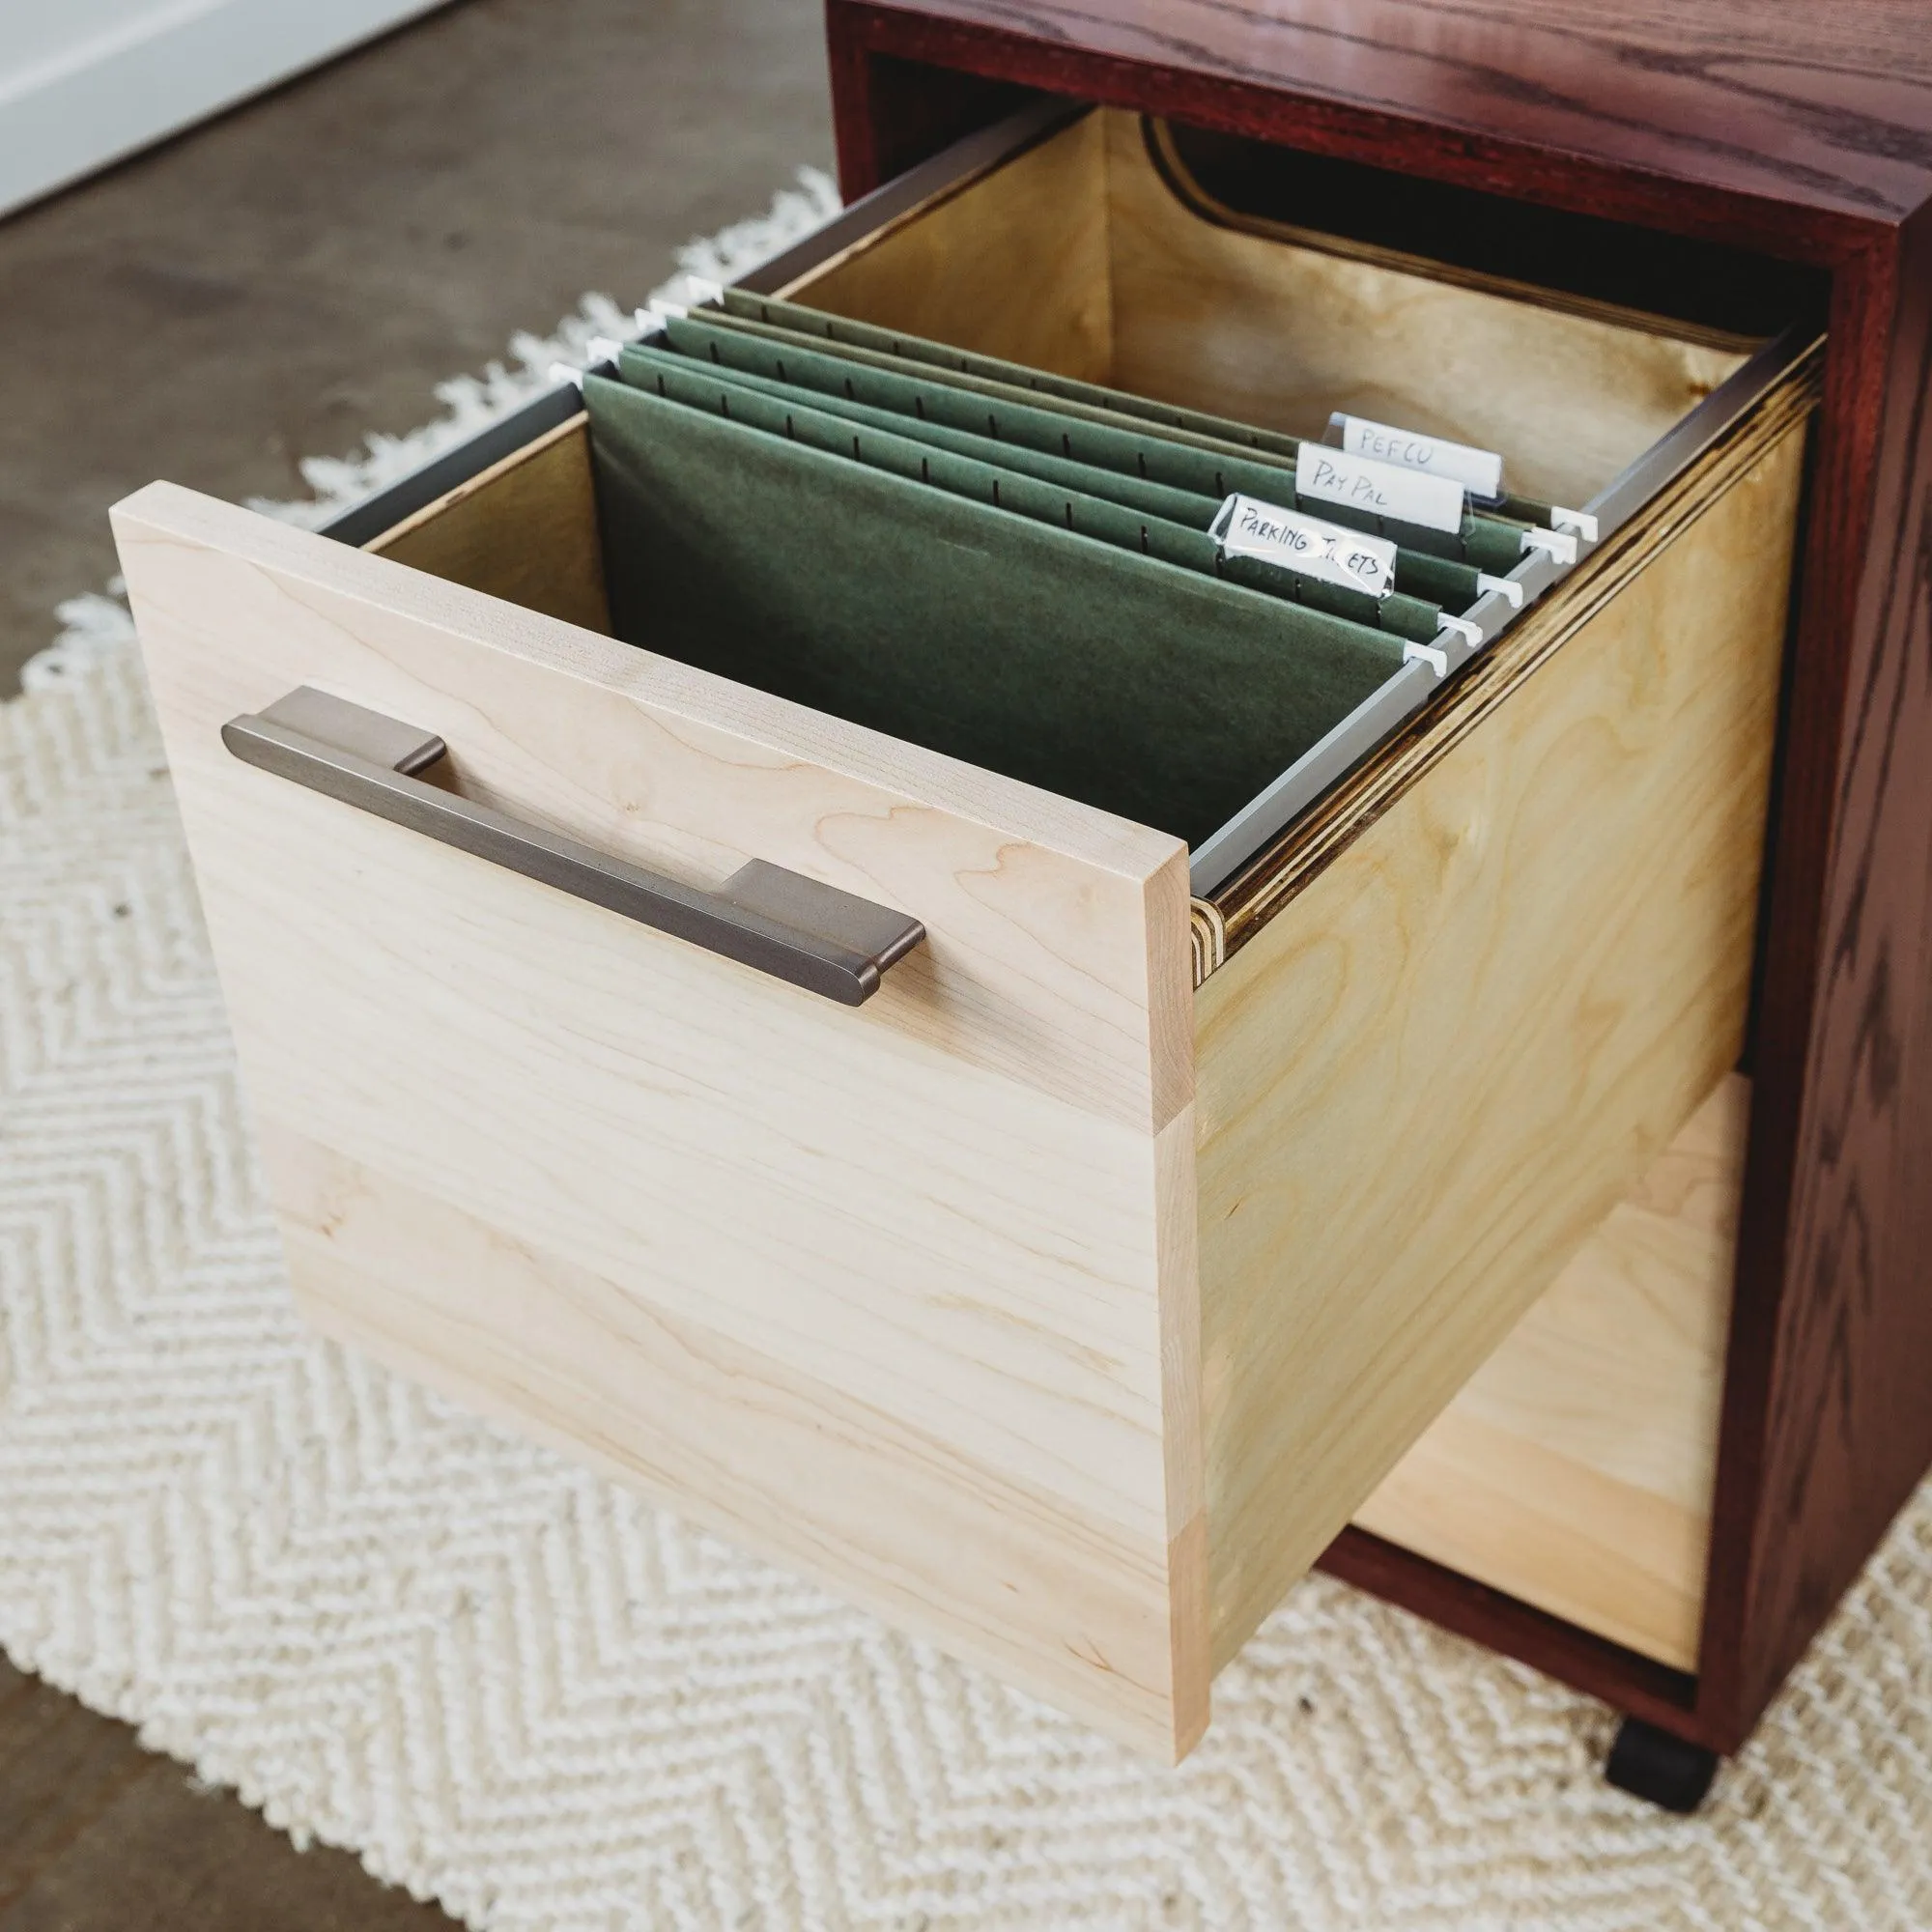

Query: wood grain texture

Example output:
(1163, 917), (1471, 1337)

(798, 105), (1745, 507)
(1100, 111), (1745, 507)
(111, 481), (1208, 1760)
(784, 105), (1114, 381)
(366, 413), (611, 636)
(1709, 197), (1932, 1749)
(115, 484), (1189, 1135)
(1197, 424), (1803, 1669)
(1210, 358), (1820, 953)
(824, 0), (1932, 1752)
(1355, 1076), (1747, 1671)
(268, 1125), (1208, 1754)
(826, 0), (1932, 228)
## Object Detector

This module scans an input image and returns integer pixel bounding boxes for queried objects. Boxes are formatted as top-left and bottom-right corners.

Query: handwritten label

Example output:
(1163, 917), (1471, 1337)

(1211, 495), (1397, 598)
(1295, 441), (1465, 535)
(1336, 414), (1504, 501)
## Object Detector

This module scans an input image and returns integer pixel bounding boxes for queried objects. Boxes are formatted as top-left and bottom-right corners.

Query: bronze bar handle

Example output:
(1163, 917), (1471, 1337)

(222, 687), (925, 1007)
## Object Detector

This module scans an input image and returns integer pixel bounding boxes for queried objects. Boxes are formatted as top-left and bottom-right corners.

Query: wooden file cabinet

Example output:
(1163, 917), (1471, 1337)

(109, 0), (1931, 1810)
(813, 0), (1932, 1802)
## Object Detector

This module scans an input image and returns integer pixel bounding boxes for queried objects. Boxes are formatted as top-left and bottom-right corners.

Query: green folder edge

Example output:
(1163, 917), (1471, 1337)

(582, 370), (1420, 850)
(614, 341), (1449, 644)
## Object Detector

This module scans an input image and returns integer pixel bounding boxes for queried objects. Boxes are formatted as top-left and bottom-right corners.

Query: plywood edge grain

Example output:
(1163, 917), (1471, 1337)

(1209, 353), (1823, 955)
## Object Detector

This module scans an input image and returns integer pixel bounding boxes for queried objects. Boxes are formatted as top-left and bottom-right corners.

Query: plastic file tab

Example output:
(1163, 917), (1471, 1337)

(1295, 441), (1466, 535)
(1212, 495), (1398, 598)
(1331, 413), (1505, 502)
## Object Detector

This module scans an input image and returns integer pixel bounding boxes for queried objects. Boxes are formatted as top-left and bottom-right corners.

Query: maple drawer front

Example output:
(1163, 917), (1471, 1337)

(112, 482), (1206, 1761)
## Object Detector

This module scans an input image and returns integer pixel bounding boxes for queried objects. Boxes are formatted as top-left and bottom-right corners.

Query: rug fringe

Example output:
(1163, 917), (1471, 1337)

(20, 165), (838, 695)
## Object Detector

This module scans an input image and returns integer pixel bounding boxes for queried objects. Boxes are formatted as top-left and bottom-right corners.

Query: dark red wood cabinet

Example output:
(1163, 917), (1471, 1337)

(821, 0), (1932, 1796)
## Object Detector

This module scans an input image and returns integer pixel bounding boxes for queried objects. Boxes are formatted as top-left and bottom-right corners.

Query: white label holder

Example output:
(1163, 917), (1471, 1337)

(1211, 494), (1399, 598)
(1295, 440), (1467, 534)
(1330, 412), (1506, 502)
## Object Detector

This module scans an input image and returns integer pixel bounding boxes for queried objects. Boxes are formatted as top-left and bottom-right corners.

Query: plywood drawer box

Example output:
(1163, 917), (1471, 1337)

(111, 103), (1816, 1764)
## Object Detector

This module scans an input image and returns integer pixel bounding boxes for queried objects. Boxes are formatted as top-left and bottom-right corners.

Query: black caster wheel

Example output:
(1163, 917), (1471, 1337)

(1605, 1716), (1720, 1813)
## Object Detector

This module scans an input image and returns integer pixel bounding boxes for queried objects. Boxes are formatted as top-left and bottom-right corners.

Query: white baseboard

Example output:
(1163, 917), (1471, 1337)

(0, 0), (452, 221)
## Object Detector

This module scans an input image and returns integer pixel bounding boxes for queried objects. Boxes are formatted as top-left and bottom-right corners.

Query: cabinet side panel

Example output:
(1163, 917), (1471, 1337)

(1199, 426), (1804, 1667)
(1716, 208), (1932, 1747)
(1353, 1074), (1747, 1671)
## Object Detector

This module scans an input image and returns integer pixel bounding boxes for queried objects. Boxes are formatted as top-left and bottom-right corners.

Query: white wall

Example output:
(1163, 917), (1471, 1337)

(0, 0), (451, 219)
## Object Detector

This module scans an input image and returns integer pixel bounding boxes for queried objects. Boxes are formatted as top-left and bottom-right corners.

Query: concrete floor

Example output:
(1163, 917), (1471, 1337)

(0, 1657), (454, 1928)
(0, 0), (836, 695)
(0, 1), (830, 1918)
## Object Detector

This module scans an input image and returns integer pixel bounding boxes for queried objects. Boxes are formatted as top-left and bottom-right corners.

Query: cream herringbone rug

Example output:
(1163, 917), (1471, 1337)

(14, 628), (1932, 1932)
(10, 232), (1932, 1932)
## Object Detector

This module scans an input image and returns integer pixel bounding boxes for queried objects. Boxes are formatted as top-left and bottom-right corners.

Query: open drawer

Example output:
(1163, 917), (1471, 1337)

(111, 103), (1818, 1762)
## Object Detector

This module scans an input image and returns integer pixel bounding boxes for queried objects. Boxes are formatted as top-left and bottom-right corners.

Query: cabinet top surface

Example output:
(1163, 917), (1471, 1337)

(855, 0), (1932, 226)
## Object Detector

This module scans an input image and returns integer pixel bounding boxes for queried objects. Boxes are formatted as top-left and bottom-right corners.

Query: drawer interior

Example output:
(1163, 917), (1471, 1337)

(369, 102), (1802, 914)
(778, 107), (1753, 509)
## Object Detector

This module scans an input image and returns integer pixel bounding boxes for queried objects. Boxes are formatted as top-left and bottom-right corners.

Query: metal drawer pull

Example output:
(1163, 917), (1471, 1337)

(222, 687), (925, 1006)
